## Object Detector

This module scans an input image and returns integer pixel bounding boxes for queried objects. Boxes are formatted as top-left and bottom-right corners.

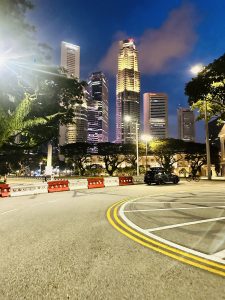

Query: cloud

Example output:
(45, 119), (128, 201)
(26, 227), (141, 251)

(99, 3), (198, 76)
(99, 31), (127, 75)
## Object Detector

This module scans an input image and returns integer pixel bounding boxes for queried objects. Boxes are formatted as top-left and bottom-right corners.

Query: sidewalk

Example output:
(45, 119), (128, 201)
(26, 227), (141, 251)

(200, 176), (225, 181)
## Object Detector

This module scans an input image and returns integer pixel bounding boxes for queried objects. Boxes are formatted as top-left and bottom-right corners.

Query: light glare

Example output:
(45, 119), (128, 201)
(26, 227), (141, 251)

(190, 64), (204, 75)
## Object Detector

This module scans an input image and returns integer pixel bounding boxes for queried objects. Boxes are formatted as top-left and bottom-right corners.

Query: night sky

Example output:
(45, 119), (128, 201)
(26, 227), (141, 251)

(30, 0), (225, 142)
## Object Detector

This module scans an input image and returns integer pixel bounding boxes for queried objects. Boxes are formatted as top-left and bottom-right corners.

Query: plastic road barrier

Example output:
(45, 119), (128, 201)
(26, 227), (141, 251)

(87, 178), (104, 189)
(69, 179), (88, 190)
(10, 183), (48, 197)
(104, 177), (119, 187)
(132, 176), (144, 184)
(48, 180), (69, 193)
(119, 176), (134, 186)
(0, 184), (10, 197)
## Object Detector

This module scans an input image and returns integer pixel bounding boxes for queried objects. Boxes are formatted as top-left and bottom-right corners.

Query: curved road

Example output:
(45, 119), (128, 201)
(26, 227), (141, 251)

(0, 181), (224, 299)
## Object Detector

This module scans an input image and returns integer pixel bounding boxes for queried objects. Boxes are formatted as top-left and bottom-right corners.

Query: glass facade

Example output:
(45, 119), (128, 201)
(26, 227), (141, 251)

(87, 72), (109, 143)
(116, 39), (140, 143)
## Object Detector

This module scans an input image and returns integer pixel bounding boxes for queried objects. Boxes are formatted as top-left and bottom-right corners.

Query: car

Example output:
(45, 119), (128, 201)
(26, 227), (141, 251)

(144, 167), (180, 185)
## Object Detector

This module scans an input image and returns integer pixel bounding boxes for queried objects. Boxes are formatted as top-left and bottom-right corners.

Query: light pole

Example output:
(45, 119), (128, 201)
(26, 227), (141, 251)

(190, 64), (212, 180)
(124, 115), (139, 176)
(141, 134), (152, 171)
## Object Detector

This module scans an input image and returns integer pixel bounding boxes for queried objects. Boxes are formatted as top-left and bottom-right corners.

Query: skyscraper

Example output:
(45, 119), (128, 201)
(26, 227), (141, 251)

(87, 72), (109, 143)
(59, 41), (87, 144)
(116, 39), (140, 143)
(177, 107), (195, 142)
(61, 41), (80, 78)
(143, 93), (168, 139)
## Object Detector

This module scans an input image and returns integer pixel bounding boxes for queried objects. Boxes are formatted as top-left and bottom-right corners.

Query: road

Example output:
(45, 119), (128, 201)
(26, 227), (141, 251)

(0, 180), (225, 299)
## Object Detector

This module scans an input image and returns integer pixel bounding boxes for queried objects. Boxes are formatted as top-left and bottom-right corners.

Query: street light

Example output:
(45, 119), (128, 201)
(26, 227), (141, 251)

(124, 115), (139, 176)
(141, 134), (152, 171)
(190, 64), (212, 180)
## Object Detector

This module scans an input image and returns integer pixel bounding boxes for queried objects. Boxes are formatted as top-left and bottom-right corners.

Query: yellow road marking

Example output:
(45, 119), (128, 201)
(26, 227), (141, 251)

(107, 200), (225, 277)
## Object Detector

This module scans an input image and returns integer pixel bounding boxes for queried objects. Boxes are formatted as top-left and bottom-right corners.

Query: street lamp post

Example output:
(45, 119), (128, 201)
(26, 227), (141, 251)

(124, 115), (139, 176)
(190, 64), (211, 180)
(204, 100), (212, 180)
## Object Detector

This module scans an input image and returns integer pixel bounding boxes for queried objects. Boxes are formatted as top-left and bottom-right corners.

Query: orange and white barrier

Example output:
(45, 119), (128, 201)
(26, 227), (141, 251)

(69, 179), (88, 190)
(10, 183), (48, 197)
(119, 176), (134, 186)
(87, 178), (104, 189)
(104, 177), (119, 187)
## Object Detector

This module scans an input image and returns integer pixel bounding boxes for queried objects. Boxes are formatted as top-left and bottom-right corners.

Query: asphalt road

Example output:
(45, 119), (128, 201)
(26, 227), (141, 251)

(0, 181), (225, 299)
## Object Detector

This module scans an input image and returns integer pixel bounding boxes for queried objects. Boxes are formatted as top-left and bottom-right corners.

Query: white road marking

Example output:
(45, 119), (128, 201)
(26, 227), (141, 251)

(133, 201), (225, 204)
(119, 196), (225, 265)
(1, 209), (17, 215)
(124, 205), (225, 213)
(147, 216), (225, 232)
(211, 249), (225, 259)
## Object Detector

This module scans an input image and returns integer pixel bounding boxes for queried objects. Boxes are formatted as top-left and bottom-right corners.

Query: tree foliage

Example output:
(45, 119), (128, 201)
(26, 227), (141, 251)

(60, 143), (91, 176)
(185, 53), (225, 122)
(0, 66), (86, 149)
(97, 143), (127, 176)
(184, 142), (220, 176)
(150, 139), (186, 172)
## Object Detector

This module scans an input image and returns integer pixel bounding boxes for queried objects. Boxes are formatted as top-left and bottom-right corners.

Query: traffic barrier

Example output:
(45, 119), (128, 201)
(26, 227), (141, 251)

(0, 184), (10, 197)
(119, 176), (134, 186)
(87, 178), (104, 189)
(104, 177), (119, 187)
(10, 183), (48, 197)
(133, 176), (144, 184)
(48, 180), (69, 193)
(69, 179), (88, 190)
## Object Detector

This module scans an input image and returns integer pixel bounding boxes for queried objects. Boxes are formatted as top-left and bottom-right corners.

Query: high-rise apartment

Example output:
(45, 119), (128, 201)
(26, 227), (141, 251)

(59, 41), (87, 144)
(177, 108), (195, 142)
(87, 72), (108, 143)
(116, 39), (140, 143)
(143, 93), (168, 139)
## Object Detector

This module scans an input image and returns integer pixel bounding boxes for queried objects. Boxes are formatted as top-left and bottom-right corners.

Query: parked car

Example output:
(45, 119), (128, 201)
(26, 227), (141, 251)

(144, 167), (179, 185)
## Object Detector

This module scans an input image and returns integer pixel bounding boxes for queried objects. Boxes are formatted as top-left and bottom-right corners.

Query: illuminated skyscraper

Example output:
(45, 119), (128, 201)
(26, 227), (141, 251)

(87, 72), (109, 143)
(177, 107), (195, 142)
(61, 41), (80, 78)
(59, 41), (87, 145)
(143, 93), (168, 139)
(116, 39), (140, 143)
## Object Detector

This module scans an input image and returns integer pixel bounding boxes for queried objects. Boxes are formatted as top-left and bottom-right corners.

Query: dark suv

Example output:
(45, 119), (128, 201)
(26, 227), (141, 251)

(144, 167), (179, 185)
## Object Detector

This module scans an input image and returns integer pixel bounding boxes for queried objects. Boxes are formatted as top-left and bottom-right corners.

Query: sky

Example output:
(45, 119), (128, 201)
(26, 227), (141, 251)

(30, 0), (225, 142)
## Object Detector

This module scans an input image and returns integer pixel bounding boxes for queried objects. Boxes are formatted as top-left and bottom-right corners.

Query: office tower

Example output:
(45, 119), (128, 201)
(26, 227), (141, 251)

(61, 41), (80, 78)
(87, 72), (109, 143)
(59, 41), (87, 144)
(143, 93), (168, 139)
(116, 39), (140, 143)
(177, 107), (195, 142)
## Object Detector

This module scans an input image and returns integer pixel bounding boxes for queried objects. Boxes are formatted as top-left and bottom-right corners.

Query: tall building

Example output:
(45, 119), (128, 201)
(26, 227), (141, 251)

(87, 72), (109, 143)
(59, 41), (87, 144)
(177, 107), (195, 142)
(61, 41), (80, 78)
(143, 93), (168, 139)
(116, 39), (140, 143)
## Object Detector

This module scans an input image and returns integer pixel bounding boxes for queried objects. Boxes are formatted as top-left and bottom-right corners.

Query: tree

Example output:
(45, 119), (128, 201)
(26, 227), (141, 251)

(185, 53), (225, 122)
(97, 143), (126, 176)
(60, 143), (91, 176)
(0, 65), (86, 149)
(150, 139), (186, 172)
(184, 142), (220, 176)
